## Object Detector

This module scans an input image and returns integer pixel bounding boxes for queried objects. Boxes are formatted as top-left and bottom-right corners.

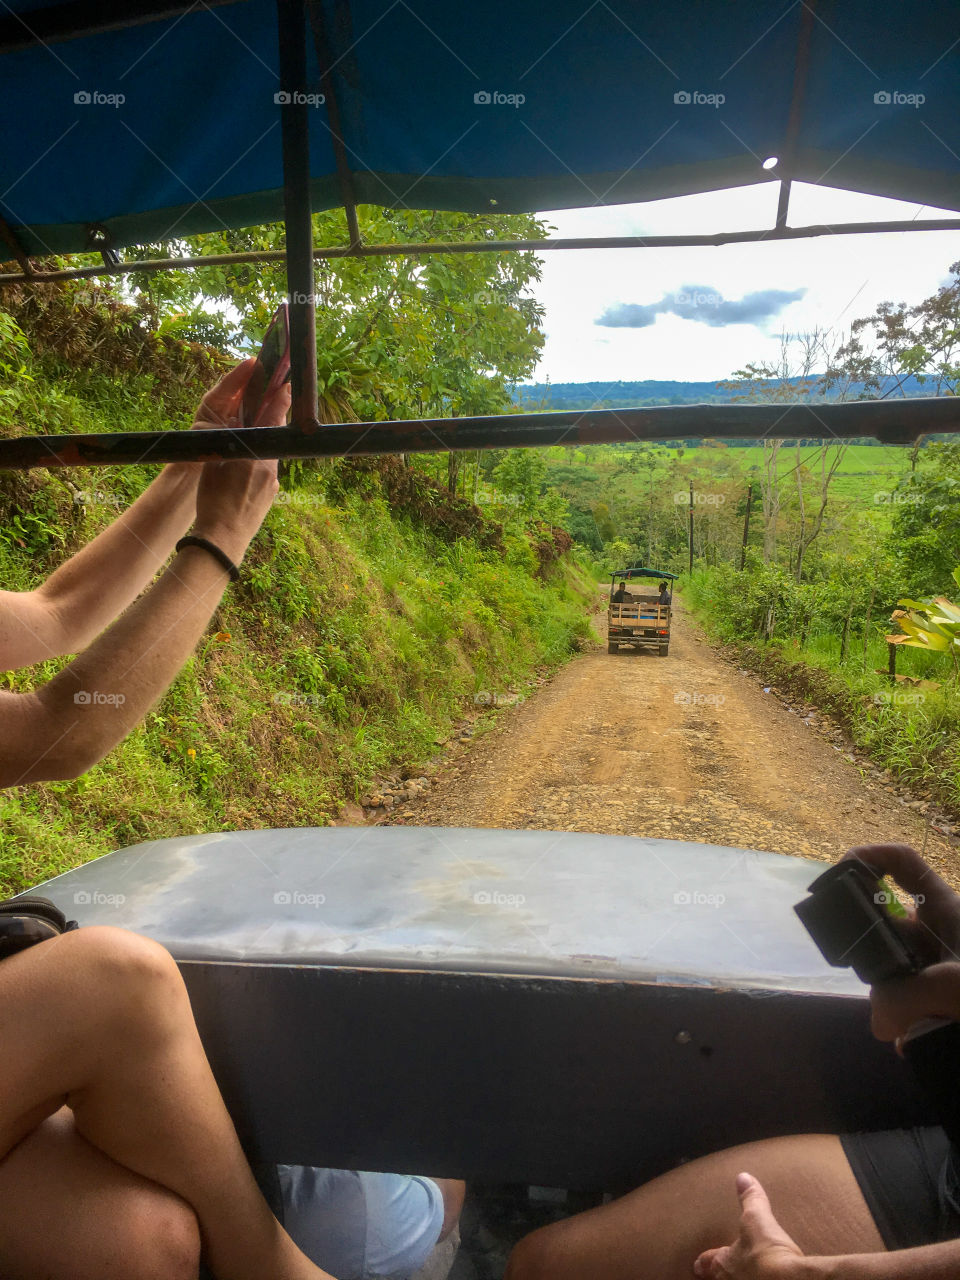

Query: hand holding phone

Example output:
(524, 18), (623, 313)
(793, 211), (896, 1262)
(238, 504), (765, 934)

(795, 844), (960, 1148)
(239, 302), (292, 427)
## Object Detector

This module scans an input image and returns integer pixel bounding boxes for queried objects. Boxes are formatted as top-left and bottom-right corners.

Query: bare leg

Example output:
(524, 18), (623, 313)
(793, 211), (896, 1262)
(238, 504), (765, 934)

(0, 1107), (200, 1280)
(0, 928), (333, 1280)
(505, 1134), (885, 1280)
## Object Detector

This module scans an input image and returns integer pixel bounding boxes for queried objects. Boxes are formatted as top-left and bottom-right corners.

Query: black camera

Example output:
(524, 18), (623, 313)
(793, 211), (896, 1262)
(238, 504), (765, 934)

(794, 859), (922, 985)
(795, 858), (960, 1150)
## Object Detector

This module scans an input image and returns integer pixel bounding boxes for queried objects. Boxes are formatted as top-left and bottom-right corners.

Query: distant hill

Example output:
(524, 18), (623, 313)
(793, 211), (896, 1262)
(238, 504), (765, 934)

(511, 376), (929, 411)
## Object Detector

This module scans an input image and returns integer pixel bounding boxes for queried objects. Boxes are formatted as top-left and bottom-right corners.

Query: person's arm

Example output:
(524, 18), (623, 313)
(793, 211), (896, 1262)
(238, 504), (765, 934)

(0, 360), (258, 670)
(0, 456), (279, 787)
(839, 843), (960, 1039)
(0, 464), (201, 669)
(812, 1241), (960, 1279)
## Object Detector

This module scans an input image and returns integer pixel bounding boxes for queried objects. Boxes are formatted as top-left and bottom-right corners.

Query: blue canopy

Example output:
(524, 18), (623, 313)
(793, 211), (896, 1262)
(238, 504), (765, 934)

(1, 0), (958, 255)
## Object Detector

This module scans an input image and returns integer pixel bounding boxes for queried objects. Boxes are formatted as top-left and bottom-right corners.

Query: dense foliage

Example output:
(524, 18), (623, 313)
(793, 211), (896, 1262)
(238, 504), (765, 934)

(0, 214), (596, 892)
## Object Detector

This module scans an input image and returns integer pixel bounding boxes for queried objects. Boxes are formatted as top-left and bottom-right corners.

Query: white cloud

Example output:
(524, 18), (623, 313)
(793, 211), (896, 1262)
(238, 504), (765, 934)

(529, 182), (959, 384)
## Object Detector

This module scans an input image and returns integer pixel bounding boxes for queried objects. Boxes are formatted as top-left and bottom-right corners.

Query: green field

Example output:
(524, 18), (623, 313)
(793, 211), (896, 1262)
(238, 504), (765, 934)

(714, 443), (924, 503)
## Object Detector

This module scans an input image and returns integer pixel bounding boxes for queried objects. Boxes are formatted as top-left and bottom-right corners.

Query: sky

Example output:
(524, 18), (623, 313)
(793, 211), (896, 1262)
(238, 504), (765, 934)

(528, 181), (960, 385)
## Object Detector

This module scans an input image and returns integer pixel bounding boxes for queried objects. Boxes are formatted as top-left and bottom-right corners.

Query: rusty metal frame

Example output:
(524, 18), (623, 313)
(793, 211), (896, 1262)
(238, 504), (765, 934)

(3, 0), (960, 467)
(277, 0), (319, 429)
(2, 396), (958, 472)
(4, 218), (960, 289)
(774, 0), (817, 228)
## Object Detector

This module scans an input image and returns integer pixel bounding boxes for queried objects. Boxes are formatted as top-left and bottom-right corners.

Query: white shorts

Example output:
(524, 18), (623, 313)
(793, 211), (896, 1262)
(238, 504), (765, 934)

(277, 1166), (445, 1280)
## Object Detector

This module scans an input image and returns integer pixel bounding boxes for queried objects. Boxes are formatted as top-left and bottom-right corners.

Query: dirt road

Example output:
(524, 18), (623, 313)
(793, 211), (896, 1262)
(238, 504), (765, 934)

(389, 599), (960, 884)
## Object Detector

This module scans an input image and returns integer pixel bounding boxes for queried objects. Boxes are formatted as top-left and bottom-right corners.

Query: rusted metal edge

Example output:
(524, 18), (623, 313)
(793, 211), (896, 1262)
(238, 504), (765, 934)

(774, 0), (816, 229)
(1, 398), (955, 471)
(307, 0), (363, 252)
(277, 0), (319, 429)
(3, 219), (960, 287)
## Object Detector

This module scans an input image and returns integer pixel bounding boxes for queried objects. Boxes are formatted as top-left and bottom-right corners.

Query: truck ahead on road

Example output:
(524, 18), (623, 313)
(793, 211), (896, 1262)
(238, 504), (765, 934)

(607, 567), (677, 657)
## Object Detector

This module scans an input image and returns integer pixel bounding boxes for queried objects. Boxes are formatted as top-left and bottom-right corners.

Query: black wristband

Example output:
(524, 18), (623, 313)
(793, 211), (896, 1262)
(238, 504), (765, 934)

(175, 535), (241, 582)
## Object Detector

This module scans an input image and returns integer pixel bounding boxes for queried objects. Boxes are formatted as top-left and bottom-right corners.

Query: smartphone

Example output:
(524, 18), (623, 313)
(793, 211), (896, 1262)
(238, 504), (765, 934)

(793, 860), (921, 985)
(239, 302), (291, 427)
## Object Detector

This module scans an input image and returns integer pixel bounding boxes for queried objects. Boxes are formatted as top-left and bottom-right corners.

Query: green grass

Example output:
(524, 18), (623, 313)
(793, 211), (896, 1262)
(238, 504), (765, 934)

(683, 567), (960, 813)
(1, 445), (596, 898)
(708, 443), (925, 504)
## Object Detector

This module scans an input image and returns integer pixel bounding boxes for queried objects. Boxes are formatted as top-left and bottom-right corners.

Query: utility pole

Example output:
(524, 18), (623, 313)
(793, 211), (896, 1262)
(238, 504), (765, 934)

(739, 482), (754, 571)
(688, 483), (694, 575)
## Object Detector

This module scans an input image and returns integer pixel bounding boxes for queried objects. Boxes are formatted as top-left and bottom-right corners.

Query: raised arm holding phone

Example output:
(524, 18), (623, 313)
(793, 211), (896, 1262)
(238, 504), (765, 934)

(0, 354), (355, 1280)
(0, 357), (288, 787)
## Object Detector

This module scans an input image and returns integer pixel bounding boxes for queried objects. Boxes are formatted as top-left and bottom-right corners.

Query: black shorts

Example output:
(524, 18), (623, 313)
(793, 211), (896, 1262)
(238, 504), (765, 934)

(841, 1127), (960, 1250)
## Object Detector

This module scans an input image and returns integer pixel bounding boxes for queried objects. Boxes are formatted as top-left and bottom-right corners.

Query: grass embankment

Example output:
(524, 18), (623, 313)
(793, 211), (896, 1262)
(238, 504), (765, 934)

(683, 567), (960, 817)
(1, 438), (597, 896)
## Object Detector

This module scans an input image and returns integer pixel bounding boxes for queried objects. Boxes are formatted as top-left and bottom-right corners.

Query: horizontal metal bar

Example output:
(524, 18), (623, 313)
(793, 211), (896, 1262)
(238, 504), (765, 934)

(2, 398), (956, 471)
(3, 218), (960, 286)
(0, 0), (244, 54)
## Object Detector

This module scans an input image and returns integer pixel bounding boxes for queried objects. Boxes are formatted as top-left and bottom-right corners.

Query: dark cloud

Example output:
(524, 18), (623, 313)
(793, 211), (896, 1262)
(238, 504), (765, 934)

(596, 284), (806, 329)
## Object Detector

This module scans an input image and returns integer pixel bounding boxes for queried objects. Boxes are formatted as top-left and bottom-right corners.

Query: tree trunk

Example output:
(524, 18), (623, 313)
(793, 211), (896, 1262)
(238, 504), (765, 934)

(761, 440), (781, 563)
(840, 601), (853, 663)
(862, 579), (877, 663)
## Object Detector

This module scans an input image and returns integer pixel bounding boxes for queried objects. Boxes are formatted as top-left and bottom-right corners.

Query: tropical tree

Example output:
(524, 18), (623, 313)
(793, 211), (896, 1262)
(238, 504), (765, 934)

(719, 330), (849, 574)
(887, 440), (960, 596)
(125, 208), (548, 430)
(887, 569), (960, 681)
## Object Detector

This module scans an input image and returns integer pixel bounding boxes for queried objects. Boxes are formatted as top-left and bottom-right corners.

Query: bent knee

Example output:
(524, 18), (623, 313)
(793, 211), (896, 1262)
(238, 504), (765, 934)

(505, 1226), (565, 1280)
(111, 1185), (201, 1280)
(62, 925), (178, 976)
(60, 927), (184, 1012)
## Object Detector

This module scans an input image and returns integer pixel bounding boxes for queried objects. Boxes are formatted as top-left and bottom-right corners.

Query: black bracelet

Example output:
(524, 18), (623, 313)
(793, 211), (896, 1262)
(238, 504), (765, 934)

(175, 536), (241, 582)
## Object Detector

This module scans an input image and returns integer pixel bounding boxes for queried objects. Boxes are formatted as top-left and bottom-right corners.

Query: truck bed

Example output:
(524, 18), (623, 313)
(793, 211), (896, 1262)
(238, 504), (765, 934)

(22, 828), (927, 1189)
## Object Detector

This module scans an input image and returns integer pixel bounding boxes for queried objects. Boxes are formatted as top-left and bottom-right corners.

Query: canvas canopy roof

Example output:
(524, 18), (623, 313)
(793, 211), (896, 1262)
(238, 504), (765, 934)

(613, 569), (679, 581)
(1, 0), (958, 469)
(1, 0), (958, 256)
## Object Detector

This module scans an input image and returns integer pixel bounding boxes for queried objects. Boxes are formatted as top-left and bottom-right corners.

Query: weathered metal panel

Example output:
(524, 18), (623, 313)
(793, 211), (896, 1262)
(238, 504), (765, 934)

(26, 828), (929, 1185)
